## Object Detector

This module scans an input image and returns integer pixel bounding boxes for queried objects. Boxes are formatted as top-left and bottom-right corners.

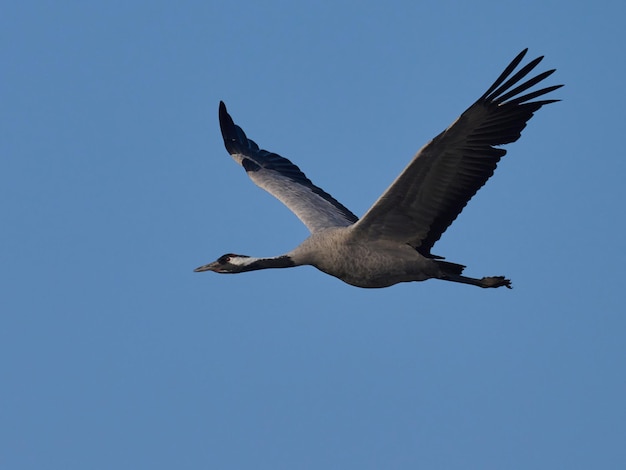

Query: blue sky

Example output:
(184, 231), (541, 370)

(2, 1), (625, 469)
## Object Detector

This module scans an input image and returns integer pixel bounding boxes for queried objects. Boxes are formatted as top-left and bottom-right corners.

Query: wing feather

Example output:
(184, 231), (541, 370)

(352, 49), (562, 256)
(218, 102), (358, 233)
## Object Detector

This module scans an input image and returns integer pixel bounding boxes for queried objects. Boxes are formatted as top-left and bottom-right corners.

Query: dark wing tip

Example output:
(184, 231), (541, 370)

(480, 51), (563, 106)
(218, 101), (233, 137)
(218, 101), (229, 129)
(218, 101), (253, 156)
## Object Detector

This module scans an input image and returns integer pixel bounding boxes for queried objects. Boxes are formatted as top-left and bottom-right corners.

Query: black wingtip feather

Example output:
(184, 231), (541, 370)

(480, 48), (529, 99)
(504, 85), (564, 106)
(219, 101), (252, 156)
(494, 69), (556, 104)
(485, 56), (544, 103)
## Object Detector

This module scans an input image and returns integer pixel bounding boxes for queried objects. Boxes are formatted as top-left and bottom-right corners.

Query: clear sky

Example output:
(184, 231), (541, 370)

(2, 1), (625, 469)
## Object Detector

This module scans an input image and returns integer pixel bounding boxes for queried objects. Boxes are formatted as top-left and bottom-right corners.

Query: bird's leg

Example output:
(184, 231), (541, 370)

(441, 274), (512, 289)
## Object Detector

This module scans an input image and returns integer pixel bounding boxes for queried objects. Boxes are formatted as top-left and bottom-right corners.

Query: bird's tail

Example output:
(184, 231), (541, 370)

(435, 260), (466, 275)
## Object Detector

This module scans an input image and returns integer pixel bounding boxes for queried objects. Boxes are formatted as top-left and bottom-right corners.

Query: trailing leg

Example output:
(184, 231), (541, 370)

(442, 274), (512, 289)
(435, 259), (511, 288)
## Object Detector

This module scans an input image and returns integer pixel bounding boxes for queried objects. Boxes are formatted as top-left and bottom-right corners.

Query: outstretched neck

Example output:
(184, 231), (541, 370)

(243, 255), (296, 272)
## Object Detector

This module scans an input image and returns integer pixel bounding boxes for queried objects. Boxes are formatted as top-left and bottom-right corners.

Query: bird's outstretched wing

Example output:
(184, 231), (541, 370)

(352, 49), (562, 256)
(218, 102), (359, 233)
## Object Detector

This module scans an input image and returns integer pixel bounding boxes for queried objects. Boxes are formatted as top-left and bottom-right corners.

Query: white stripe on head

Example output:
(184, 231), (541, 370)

(229, 256), (259, 266)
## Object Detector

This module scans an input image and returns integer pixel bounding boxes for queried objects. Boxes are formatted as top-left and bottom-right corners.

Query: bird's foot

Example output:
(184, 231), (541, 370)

(480, 276), (512, 289)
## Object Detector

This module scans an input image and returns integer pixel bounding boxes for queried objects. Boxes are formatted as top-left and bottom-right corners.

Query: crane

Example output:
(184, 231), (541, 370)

(195, 49), (562, 288)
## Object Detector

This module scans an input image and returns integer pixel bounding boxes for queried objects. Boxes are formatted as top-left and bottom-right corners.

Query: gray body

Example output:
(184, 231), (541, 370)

(289, 228), (438, 288)
(195, 50), (562, 289)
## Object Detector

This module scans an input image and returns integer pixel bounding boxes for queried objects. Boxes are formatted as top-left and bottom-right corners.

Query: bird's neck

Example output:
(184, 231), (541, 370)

(244, 255), (296, 271)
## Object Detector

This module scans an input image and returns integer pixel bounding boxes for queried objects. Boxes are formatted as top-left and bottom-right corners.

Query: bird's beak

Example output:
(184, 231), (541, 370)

(194, 262), (219, 272)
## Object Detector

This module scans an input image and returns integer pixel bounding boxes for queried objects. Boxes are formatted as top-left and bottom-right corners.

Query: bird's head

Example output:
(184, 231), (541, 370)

(194, 253), (254, 274)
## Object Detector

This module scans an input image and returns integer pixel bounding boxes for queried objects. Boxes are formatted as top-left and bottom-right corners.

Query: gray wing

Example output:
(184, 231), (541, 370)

(352, 49), (562, 257)
(218, 102), (359, 233)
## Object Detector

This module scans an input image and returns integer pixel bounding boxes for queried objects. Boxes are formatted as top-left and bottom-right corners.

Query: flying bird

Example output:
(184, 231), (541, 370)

(195, 49), (561, 288)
